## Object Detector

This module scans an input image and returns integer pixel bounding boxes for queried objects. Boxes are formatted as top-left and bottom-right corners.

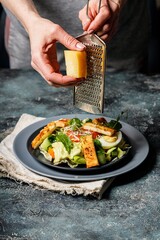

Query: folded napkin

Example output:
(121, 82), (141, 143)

(0, 114), (115, 199)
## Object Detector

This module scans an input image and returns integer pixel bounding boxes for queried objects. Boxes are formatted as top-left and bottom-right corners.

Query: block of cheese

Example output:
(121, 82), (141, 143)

(64, 50), (87, 78)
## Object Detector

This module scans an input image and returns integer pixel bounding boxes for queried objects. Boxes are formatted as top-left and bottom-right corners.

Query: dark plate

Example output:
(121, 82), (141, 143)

(13, 114), (149, 182)
(27, 127), (131, 174)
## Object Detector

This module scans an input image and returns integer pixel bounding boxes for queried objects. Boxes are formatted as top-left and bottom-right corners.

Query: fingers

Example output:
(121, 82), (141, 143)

(96, 13), (118, 41)
(87, 5), (111, 33)
(96, 23), (111, 36)
(29, 21), (87, 87)
(79, 0), (121, 42)
(46, 78), (85, 88)
(79, 2), (111, 32)
(108, 0), (121, 11)
(82, 18), (92, 32)
(79, 6), (92, 31)
(54, 24), (86, 51)
(32, 59), (85, 88)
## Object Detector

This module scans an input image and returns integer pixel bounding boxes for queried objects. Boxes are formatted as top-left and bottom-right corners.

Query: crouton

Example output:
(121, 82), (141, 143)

(54, 118), (69, 128)
(83, 122), (115, 136)
(92, 117), (107, 125)
(81, 135), (99, 168)
(31, 121), (56, 149)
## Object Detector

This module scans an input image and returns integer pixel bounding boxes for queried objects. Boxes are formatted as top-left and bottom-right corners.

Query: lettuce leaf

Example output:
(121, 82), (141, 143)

(55, 132), (73, 153)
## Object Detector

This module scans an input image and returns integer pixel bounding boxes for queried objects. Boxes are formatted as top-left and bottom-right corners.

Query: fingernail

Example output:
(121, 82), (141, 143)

(88, 29), (94, 34)
(76, 42), (86, 50)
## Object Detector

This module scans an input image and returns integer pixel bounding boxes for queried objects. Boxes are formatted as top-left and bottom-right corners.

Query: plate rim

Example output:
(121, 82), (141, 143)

(13, 113), (149, 182)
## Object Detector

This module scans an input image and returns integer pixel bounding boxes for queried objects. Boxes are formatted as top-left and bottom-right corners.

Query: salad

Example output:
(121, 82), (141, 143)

(31, 116), (131, 168)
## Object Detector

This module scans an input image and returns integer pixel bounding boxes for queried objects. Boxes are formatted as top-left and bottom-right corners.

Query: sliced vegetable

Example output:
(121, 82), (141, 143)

(92, 131), (100, 139)
(105, 147), (117, 161)
(48, 147), (55, 159)
(40, 137), (52, 151)
(97, 150), (106, 165)
(105, 146), (126, 161)
(117, 147), (126, 158)
(111, 148), (118, 158)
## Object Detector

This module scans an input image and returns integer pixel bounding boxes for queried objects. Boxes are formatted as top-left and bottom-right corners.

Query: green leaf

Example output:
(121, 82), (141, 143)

(94, 139), (102, 149)
(106, 112), (126, 131)
(105, 147), (117, 161)
(40, 137), (52, 151)
(48, 134), (56, 143)
(82, 118), (92, 123)
(106, 120), (122, 131)
(111, 148), (118, 158)
(117, 147), (126, 158)
(94, 140), (106, 165)
(97, 150), (106, 165)
(55, 132), (73, 153)
(72, 155), (86, 165)
(69, 118), (82, 130)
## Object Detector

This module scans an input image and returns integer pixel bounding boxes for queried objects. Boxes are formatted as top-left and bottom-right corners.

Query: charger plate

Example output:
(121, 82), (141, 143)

(13, 114), (149, 182)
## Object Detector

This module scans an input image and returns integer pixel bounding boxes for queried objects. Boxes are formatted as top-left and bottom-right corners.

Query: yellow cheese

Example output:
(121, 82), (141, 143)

(64, 50), (87, 78)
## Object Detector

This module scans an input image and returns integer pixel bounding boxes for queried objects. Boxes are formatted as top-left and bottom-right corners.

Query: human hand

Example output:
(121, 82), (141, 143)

(79, 0), (126, 42)
(28, 17), (86, 87)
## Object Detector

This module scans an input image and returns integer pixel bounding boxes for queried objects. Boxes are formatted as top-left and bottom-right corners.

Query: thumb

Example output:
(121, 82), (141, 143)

(56, 26), (86, 51)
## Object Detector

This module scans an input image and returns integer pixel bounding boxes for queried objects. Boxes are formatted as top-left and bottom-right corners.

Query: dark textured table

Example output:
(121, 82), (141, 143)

(0, 69), (160, 240)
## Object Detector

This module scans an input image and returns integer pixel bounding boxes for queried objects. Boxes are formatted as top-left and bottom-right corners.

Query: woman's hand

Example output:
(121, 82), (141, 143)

(1, 0), (86, 87)
(28, 17), (86, 87)
(79, 0), (126, 42)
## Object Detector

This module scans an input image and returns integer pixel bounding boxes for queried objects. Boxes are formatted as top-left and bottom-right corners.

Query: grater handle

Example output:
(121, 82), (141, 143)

(86, 0), (102, 19)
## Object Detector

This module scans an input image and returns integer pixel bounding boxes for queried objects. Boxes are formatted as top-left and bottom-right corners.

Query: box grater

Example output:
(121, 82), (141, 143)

(74, 33), (106, 114)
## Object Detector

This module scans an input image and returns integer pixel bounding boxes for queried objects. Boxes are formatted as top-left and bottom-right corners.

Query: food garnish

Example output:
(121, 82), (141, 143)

(31, 116), (131, 168)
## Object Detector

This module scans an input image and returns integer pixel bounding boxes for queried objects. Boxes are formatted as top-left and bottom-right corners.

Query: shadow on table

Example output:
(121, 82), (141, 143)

(112, 143), (157, 186)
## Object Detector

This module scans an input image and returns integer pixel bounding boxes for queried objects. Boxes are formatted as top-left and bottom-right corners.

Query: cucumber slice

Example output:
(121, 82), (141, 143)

(40, 137), (51, 151)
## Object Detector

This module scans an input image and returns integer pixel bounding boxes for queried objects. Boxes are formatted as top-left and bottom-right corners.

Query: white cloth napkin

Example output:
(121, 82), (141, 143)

(0, 114), (115, 199)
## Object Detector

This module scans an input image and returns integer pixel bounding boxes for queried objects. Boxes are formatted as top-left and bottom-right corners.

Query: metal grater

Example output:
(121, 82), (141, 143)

(74, 33), (106, 114)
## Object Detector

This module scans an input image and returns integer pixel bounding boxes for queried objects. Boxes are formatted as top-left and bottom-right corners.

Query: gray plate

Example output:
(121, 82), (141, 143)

(13, 114), (149, 182)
